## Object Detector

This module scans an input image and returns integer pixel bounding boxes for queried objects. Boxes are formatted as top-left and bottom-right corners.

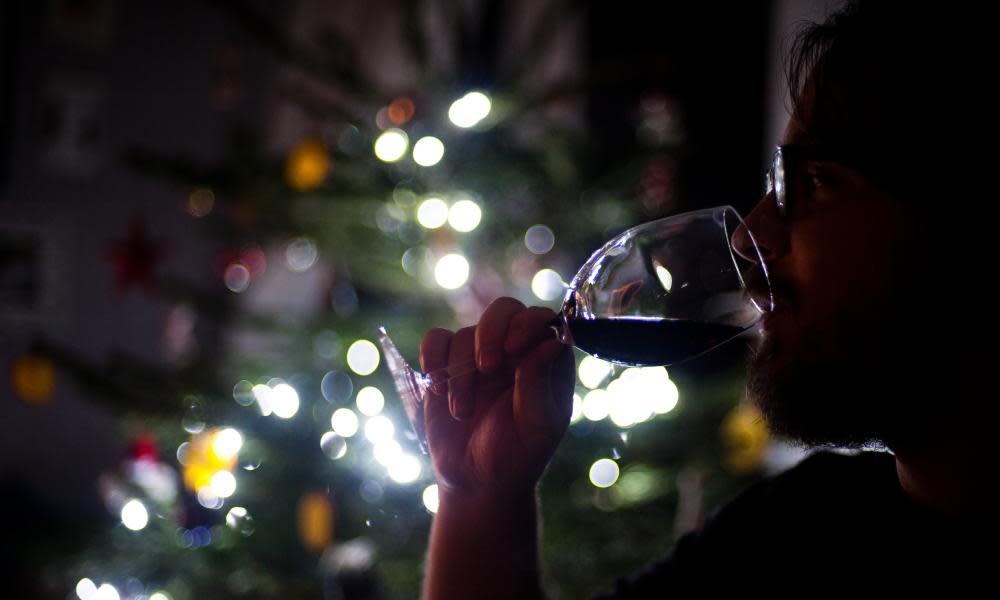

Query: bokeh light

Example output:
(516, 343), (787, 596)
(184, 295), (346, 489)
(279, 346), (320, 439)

(286, 138), (331, 191)
(320, 432), (348, 459)
(364, 415), (395, 444)
(524, 224), (555, 254)
(347, 340), (380, 375)
(210, 470), (237, 498)
(373, 439), (403, 466)
(578, 356), (612, 389)
(149, 592), (172, 600)
(225, 506), (254, 536)
(570, 393), (583, 423)
(355, 386), (385, 416)
(270, 383), (300, 419)
(448, 198), (482, 232)
(121, 499), (149, 531)
(212, 428), (243, 460)
(224, 263), (251, 293)
(76, 578), (97, 600)
(285, 238), (318, 272)
(187, 187), (215, 218)
(417, 197), (449, 229)
(387, 453), (422, 484)
(252, 384), (273, 416)
(413, 136), (445, 167)
(331, 408), (360, 437)
(582, 389), (611, 421)
(434, 253), (470, 289)
(374, 129), (408, 162)
(95, 584), (120, 600)
(422, 484), (439, 513)
(232, 380), (255, 406)
(531, 268), (565, 301)
(321, 370), (354, 405)
(589, 459), (620, 488)
(387, 96), (415, 125)
(448, 91), (492, 128)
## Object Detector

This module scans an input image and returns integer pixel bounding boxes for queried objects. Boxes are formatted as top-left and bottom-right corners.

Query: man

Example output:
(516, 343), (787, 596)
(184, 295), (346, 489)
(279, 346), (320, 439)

(419, 2), (997, 597)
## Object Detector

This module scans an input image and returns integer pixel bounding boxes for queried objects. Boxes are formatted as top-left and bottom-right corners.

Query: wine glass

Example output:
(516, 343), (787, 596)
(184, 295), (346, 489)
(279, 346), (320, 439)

(377, 205), (773, 453)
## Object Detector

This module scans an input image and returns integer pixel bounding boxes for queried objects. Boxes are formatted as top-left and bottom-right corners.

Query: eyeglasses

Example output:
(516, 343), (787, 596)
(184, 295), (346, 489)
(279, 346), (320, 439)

(764, 144), (843, 219)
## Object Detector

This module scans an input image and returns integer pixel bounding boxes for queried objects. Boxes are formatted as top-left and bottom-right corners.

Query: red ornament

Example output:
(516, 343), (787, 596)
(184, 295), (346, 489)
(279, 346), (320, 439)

(130, 434), (159, 462)
(105, 217), (165, 294)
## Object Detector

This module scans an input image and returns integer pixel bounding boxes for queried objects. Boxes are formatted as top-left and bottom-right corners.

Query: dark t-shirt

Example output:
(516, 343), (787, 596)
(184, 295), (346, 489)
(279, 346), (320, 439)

(593, 450), (995, 597)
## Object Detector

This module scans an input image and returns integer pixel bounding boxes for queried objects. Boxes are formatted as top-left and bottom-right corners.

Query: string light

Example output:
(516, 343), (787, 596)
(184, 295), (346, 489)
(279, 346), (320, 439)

(210, 470), (237, 498)
(524, 225), (555, 254)
(578, 356), (612, 389)
(364, 415), (395, 444)
(270, 383), (300, 419)
(531, 269), (565, 301)
(387, 453), (422, 484)
(76, 578), (97, 600)
(582, 389), (611, 421)
(212, 428), (243, 460)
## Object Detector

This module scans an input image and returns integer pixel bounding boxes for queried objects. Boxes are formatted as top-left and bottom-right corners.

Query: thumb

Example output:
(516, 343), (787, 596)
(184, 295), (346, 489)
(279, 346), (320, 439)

(513, 339), (574, 442)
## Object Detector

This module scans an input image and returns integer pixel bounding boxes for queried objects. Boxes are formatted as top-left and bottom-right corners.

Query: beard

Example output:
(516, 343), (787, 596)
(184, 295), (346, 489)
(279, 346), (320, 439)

(745, 318), (941, 451)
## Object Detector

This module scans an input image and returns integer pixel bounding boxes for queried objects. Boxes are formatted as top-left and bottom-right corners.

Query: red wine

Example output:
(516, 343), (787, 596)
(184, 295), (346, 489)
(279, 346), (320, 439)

(565, 316), (746, 366)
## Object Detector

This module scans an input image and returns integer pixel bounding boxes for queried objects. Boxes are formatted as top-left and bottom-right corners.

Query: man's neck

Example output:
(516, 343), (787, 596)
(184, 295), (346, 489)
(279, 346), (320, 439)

(892, 427), (997, 518)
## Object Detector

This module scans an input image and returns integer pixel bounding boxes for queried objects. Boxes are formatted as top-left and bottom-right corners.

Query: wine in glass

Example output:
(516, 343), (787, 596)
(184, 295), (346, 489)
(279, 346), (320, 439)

(377, 205), (773, 452)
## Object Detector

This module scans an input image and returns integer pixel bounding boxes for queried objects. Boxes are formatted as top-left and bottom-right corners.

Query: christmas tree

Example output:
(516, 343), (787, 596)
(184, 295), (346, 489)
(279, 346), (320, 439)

(9, 2), (785, 598)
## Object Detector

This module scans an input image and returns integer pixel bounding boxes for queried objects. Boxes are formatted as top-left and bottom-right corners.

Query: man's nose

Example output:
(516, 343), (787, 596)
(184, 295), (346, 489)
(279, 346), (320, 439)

(731, 194), (787, 264)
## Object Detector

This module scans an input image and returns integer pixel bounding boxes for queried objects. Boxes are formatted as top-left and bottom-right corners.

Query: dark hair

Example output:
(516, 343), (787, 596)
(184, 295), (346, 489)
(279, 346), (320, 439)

(784, 1), (992, 212)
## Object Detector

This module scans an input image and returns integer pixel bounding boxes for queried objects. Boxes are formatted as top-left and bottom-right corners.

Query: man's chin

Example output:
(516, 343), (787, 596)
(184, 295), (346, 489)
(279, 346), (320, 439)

(746, 337), (894, 449)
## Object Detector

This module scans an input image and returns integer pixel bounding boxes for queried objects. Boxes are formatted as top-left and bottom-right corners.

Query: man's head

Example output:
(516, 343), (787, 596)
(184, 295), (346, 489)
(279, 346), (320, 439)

(738, 1), (994, 450)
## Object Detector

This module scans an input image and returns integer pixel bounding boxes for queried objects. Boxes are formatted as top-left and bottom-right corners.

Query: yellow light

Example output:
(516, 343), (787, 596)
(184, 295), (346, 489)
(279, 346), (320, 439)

(578, 356), (612, 389)
(422, 484), (439, 513)
(582, 389), (611, 421)
(589, 458), (620, 488)
(374, 129), (409, 162)
(654, 262), (673, 292)
(364, 415), (395, 444)
(270, 383), (300, 419)
(149, 592), (172, 600)
(434, 253), (470, 289)
(286, 138), (331, 191)
(331, 408), (360, 437)
(356, 386), (385, 416)
(413, 136), (445, 166)
(210, 470), (237, 498)
(212, 428), (243, 460)
(11, 353), (56, 405)
(121, 499), (149, 531)
(448, 91), (492, 128)
(417, 197), (449, 229)
(347, 340), (380, 375)
(76, 578), (97, 600)
(387, 453), (422, 484)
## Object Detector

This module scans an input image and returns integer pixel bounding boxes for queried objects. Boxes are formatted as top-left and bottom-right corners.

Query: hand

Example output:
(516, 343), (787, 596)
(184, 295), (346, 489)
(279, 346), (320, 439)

(420, 297), (575, 500)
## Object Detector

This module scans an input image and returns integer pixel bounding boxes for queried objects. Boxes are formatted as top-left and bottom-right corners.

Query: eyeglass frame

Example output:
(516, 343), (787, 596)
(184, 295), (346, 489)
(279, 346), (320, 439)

(764, 144), (850, 219)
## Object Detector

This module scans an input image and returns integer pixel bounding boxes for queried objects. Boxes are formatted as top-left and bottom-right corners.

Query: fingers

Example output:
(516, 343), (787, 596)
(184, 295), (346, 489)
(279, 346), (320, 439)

(475, 297), (527, 374)
(448, 326), (477, 420)
(513, 338), (574, 441)
(505, 306), (559, 356)
(420, 328), (455, 427)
